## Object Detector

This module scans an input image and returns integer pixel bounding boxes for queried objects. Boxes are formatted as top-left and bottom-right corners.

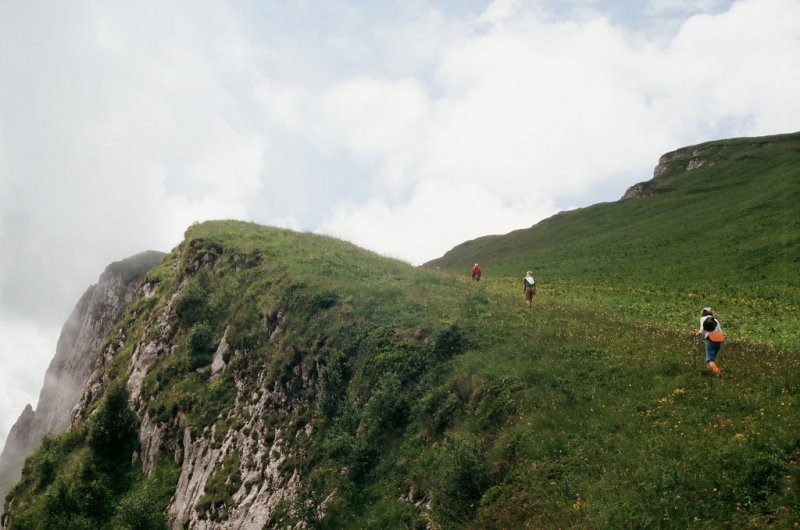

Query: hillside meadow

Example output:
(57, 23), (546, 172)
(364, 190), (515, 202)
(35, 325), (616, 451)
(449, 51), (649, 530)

(3, 133), (800, 530)
(427, 132), (800, 353)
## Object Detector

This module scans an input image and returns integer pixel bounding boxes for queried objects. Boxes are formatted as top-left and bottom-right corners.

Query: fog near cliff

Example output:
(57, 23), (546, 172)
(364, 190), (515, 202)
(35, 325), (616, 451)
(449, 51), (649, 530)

(2, 0), (800, 447)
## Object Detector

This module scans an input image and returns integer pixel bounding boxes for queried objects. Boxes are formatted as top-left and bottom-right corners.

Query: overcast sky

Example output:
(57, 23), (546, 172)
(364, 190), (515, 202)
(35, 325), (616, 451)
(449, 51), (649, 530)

(2, 0), (799, 449)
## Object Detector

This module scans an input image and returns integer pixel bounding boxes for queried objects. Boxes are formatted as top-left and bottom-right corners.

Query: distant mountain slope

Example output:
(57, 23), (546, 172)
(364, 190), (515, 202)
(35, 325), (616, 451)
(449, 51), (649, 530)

(425, 131), (800, 347)
(0, 251), (164, 500)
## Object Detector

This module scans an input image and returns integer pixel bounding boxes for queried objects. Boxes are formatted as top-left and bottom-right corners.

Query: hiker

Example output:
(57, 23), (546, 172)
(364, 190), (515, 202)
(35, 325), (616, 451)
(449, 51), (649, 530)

(523, 271), (536, 307)
(692, 307), (723, 376)
(472, 263), (482, 282)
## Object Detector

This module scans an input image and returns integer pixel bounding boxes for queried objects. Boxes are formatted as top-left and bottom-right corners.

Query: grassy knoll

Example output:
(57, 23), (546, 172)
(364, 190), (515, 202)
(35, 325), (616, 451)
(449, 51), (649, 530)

(4, 199), (800, 529)
(426, 131), (800, 351)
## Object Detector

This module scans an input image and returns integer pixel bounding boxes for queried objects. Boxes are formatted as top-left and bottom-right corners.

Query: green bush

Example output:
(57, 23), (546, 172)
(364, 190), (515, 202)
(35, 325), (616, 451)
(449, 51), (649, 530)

(318, 361), (346, 420)
(113, 488), (168, 530)
(309, 290), (339, 312)
(434, 324), (467, 361)
(41, 478), (74, 523)
(361, 373), (407, 440)
(174, 281), (208, 325)
(86, 381), (138, 464)
(187, 322), (215, 369)
(431, 434), (489, 526)
(31, 434), (62, 491)
(75, 475), (114, 522)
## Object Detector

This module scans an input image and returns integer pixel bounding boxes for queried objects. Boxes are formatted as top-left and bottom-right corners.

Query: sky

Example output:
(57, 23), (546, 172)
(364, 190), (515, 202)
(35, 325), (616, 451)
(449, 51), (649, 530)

(1, 0), (800, 449)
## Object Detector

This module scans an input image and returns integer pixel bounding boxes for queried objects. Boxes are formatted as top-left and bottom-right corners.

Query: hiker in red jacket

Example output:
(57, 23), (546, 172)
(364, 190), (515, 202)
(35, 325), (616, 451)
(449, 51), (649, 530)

(471, 264), (482, 282)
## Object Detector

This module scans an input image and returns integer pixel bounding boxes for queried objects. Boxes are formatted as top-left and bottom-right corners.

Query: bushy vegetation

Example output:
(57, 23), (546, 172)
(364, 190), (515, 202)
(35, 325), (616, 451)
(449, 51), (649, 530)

(2, 384), (177, 530)
(4, 131), (800, 529)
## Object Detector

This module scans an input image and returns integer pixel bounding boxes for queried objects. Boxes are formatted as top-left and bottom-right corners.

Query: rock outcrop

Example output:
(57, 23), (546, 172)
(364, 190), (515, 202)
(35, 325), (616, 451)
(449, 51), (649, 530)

(0, 406), (35, 498)
(623, 145), (722, 199)
(0, 250), (164, 499)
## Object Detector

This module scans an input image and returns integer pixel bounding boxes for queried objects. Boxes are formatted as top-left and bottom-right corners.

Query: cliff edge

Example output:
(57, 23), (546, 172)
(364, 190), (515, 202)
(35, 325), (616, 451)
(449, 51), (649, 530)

(0, 250), (164, 500)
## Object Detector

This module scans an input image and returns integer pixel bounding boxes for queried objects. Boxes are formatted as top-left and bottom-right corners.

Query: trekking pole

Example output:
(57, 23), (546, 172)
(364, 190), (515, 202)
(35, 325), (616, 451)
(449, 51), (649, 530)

(692, 334), (697, 369)
(717, 352), (733, 376)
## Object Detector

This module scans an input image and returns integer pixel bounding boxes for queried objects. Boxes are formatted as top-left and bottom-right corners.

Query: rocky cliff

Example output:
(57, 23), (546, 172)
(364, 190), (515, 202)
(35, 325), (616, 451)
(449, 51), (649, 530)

(0, 250), (164, 500)
(3, 222), (447, 529)
(621, 144), (715, 199)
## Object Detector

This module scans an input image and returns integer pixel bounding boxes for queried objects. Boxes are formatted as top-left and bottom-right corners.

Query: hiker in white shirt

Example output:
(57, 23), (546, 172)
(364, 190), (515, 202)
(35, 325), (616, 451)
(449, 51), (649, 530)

(692, 307), (723, 376)
(523, 271), (536, 308)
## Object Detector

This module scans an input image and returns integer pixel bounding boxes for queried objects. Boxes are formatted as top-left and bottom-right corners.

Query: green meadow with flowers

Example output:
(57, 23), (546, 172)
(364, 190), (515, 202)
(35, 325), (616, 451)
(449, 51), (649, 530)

(428, 131), (800, 351)
(3, 132), (799, 530)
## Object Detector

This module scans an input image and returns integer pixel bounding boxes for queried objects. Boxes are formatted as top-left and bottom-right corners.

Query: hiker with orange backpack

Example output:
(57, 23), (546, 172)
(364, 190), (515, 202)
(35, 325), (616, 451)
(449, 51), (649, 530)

(692, 307), (724, 375)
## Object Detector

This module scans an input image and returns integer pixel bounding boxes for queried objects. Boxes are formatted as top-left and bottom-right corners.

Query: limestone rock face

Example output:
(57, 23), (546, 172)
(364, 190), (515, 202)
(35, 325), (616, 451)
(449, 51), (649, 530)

(624, 145), (722, 200)
(0, 406), (35, 498)
(0, 250), (164, 499)
(0, 406), (34, 468)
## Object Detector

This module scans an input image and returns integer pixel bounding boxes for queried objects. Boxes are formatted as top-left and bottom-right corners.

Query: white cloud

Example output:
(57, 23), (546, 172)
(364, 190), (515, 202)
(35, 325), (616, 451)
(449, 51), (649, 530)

(0, 320), (59, 449)
(308, 0), (800, 262)
(658, 0), (800, 136)
(321, 77), (430, 164)
(321, 179), (558, 265)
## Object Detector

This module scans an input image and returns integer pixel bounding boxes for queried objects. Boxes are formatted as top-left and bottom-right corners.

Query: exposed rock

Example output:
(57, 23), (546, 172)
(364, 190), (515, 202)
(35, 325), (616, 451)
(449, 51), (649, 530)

(0, 406), (35, 469)
(621, 179), (660, 200)
(622, 145), (716, 200)
(138, 413), (166, 477)
(143, 282), (158, 298)
(210, 328), (230, 377)
(652, 149), (684, 178)
(686, 158), (705, 171)
(128, 339), (168, 403)
(621, 182), (647, 199)
(0, 406), (36, 498)
(166, 386), (300, 530)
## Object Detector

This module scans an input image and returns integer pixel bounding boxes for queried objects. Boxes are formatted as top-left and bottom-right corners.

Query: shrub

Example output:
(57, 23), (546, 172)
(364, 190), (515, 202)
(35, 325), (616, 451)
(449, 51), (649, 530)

(318, 362), (346, 420)
(113, 488), (167, 530)
(174, 281), (208, 325)
(434, 324), (467, 361)
(32, 433), (63, 491)
(187, 322), (215, 369)
(361, 373), (407, 441)
(431, 434), (489, 526)
(309, 290), (339, 312)
(86, 381), (138, 464)
(41, 478), (74, 523)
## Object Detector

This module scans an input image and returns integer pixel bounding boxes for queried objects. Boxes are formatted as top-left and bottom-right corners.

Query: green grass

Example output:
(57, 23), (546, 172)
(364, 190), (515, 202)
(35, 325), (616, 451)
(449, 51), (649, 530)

(4, 128), (800, 530)
(426, 131), (800, 350)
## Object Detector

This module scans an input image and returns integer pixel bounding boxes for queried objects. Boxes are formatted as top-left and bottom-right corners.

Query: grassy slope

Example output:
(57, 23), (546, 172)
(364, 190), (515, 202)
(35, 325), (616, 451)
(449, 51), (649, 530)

(426, 132), (800, 349)
(4, 130), (800, 529)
